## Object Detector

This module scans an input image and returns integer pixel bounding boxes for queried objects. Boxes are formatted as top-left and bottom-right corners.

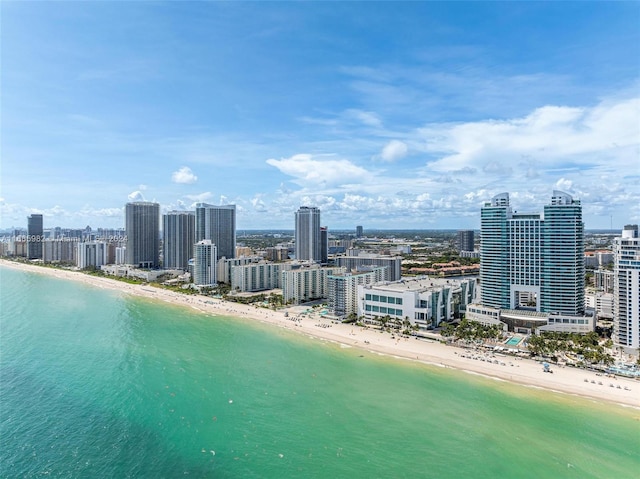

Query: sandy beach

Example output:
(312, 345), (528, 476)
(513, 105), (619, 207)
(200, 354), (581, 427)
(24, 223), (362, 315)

(2, 259), (638, 409)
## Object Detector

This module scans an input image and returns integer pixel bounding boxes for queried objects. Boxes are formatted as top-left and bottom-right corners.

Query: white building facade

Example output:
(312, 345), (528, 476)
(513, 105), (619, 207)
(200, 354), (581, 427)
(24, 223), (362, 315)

(613, 225), (640, 350)
(77, 241), (108, 269)
(281, 265), (345, 305)
(231, 261), (294, 292)
(358, 277), (477, 330)
(193, 240), (217, 287)
(327, 267), (388, 319)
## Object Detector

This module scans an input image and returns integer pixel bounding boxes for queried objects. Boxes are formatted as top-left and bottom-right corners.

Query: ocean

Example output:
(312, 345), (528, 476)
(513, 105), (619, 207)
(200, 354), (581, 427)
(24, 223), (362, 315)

(1, 266), (638, 478)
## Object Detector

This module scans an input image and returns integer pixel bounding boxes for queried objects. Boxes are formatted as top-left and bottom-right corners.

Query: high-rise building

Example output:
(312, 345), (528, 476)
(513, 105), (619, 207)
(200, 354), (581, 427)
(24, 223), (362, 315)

(480, 191), (584, 315)
(613, 225), (640, 350)
(356, 225), (363, 238)
(27, 214), (43, 259)
(125, 202), (160, 269)
(320, 226), (328, 264)
(163, 211), (195, 270)
(295, 206), (321, 262)
(77, 241), (108, 269)
(193, 239), (217, 286)
(195, 204), (236, 259)
(456, 230), (475, 252)
(327, 266), (388, 319)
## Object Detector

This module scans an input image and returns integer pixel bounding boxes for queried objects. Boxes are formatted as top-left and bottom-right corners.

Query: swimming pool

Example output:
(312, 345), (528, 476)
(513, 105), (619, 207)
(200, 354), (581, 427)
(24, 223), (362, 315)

(505, 337), (522, 346)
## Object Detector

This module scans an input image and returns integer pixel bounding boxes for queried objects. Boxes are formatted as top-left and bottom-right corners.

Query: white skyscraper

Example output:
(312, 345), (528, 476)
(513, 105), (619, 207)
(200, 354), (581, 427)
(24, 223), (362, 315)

(295, 206), (321, 262)
(613, 225), (640, 350)
(193, 239), (217, 287)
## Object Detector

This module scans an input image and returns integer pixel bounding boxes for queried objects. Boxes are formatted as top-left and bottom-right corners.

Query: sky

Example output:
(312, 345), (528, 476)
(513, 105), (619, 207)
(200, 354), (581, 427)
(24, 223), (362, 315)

(1, 1), (639, 231)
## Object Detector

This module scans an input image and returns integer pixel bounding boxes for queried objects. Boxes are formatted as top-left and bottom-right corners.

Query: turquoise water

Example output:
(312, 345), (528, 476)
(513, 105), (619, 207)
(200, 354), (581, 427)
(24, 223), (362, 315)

(506, 337), (522, 346)
(1, 266), (639, 478)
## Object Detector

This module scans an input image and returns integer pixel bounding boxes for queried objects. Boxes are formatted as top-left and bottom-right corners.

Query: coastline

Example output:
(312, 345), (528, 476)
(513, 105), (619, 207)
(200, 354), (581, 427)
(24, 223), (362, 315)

(2, 259), (638, 409)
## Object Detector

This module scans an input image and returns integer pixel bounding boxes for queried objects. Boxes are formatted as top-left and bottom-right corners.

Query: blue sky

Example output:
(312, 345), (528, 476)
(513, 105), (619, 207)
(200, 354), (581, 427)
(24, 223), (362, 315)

(1, 1), (639, 230)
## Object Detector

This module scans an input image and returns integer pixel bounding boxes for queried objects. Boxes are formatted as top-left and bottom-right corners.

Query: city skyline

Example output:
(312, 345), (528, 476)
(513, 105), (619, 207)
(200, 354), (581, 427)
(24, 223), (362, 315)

(2, 2), (639, 230)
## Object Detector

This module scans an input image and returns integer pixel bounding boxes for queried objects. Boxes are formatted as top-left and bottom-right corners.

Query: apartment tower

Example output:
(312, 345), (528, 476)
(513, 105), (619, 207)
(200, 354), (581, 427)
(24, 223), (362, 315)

(295, 206), (321, 262)
(613, 225), (640, 350)
(27, 214), (44, 260)
(163, 211), (195, 270)
(480, 191), (584, 315)
(125, 202), (160, 268)
(195, 204), (236, 259)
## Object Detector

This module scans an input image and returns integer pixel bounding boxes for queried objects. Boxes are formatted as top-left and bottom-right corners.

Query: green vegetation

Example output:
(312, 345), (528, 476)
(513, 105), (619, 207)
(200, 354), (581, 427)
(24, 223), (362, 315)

(526, 331), (614, 366)
(440, 319), (502, 342)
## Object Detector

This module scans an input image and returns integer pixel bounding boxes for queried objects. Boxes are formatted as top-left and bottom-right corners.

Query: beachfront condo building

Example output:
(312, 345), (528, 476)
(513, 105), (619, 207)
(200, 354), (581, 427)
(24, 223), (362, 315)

(163, 211), (195, 270)
(327, 266), (388, 319)
(195, 204), (236, 260)
(27, 214), (44, 260)
(231, 261), (294, 292)
(42, 238), (77, 264)
(77, 241), (108, 269)
(281, 264), (346, 305)
(613, 225), (640, 350)
(295, 206), (322, 262)
(125, 202), (160, 269)
(480, 191), (585, 315)
(357, 276), (477, 330)
(193, 239), (217, 287)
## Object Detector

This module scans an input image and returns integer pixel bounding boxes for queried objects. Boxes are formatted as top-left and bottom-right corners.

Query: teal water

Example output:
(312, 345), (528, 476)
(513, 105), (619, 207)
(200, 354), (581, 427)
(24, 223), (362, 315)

(1, 266), (638, 478)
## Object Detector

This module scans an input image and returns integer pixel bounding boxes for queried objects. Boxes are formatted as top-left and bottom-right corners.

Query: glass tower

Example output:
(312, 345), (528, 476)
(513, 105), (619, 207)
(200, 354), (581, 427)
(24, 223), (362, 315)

(295, 206), (321, 262)
(125, 202), (160, 269)
(480, 191), (584, 315)
(195, 204), (236, 260)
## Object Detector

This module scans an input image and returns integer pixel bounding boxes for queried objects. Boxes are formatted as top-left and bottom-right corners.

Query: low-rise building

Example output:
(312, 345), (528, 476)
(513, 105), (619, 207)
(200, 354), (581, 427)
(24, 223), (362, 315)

(358, 276), (477, 330)
(466, 304), (595, 334)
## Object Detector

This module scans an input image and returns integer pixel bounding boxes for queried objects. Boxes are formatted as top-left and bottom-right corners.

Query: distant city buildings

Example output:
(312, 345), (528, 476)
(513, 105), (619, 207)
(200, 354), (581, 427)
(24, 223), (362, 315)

(163, 211), (195, 270)
(335, 253), (402, 282)
(27, 214), (43, 260)
(356, 225), (363, 238)
(295, 206), (322, 262)
(125, 202), (160, 269)
(195, 203), (236, 260)
(456, 230), (474, 253)
(613, 225), (640, 350)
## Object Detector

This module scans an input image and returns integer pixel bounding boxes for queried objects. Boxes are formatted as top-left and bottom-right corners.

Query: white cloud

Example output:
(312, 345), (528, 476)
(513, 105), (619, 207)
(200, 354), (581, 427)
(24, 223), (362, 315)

(266, 154), (373, 187)
(378, 140), (408, 162)
(345, 109), (383, 128)
(419, 96), (640, 173)
(171, 166), (198, 184)
(185, 192), (213, 203)
(127, 190), (146, 202)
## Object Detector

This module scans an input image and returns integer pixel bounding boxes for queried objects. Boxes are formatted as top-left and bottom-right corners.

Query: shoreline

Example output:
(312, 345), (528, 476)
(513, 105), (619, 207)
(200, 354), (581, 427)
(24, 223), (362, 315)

(2, 259), (638, 409)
